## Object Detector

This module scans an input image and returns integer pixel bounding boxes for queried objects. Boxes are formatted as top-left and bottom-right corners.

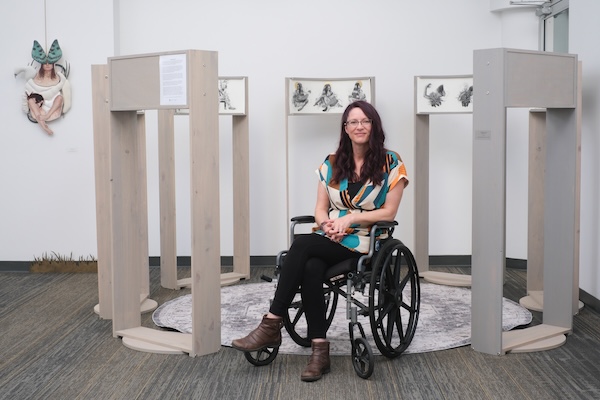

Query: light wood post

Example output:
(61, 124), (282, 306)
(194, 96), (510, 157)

(189, 50), (221, 355)
(91, 65), (112, 319)
(109, 110), (143, 334)
(227, 114), (251, 283)
(158, 109), (178, 289)
(414, 113), (429, 274)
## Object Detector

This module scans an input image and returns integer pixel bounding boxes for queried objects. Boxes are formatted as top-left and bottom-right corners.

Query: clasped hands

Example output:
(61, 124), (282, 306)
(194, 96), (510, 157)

(321, 217), (352, 243)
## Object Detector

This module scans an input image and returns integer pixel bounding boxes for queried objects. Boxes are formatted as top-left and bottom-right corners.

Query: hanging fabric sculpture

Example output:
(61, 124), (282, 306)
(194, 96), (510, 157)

(14, 39), (72, 135)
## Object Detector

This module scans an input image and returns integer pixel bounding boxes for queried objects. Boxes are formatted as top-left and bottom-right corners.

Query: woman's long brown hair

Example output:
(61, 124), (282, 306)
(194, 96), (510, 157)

(332, 101), (387, 186)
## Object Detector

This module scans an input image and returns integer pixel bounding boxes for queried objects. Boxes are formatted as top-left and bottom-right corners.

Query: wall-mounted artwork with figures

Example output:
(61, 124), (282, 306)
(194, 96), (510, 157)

(286, 77), (374, 115)
(14, 39), (72, 135)
(415, 75), (473, 114)
(219, 76), (247, 115)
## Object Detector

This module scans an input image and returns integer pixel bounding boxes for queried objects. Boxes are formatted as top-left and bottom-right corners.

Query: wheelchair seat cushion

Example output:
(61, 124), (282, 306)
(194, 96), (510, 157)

(325, 258), (358, 283)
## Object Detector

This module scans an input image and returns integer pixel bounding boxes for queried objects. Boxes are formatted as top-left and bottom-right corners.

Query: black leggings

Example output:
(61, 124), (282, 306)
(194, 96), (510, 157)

(269, 233), (361, 339)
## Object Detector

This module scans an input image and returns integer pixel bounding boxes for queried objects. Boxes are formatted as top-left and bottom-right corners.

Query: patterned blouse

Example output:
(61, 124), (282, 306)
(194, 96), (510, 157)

(315, 150), (409, 254)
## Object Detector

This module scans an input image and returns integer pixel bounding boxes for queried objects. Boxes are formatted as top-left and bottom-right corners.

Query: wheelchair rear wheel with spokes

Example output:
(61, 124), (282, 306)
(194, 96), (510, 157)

(368, 239), (420, 358)
(284, 287), (339, 347)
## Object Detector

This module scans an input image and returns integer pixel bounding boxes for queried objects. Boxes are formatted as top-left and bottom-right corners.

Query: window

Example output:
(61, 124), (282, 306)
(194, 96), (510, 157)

(540, 0), (569, 53)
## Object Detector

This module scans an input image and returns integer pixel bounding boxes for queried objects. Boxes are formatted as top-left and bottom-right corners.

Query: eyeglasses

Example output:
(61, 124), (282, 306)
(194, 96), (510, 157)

(345, 119), (372, 128)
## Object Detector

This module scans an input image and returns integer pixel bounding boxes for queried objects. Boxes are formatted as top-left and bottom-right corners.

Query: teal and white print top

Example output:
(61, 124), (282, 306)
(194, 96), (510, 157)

(315, 150), (408, 254)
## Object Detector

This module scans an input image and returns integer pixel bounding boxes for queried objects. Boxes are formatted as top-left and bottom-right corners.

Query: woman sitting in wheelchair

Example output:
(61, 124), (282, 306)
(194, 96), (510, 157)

(232, 100), (409, 381)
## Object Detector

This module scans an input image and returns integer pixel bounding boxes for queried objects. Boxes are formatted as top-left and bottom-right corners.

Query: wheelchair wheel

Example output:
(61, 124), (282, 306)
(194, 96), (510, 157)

(243, 346), (279, 366)
(352, 337), (374, 379)
(368, 239), (420, 358)
(284, 287), (339, 347)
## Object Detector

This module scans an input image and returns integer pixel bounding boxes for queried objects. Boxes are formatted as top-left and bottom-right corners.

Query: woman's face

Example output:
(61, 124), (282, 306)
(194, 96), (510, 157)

(344, 107), (372, 146)
(42, 63), (54, 71)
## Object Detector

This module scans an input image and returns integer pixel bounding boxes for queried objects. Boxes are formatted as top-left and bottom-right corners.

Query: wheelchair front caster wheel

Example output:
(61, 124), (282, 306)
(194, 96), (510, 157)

(351, 337), (374, 379)
(244, 346), (279, 366)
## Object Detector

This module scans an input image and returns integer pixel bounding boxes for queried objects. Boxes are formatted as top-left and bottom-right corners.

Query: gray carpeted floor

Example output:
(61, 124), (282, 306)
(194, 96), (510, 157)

(1, 265), (600, 399)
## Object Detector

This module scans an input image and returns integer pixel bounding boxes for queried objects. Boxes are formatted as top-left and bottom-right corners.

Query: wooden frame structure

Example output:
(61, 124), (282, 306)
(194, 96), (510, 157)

(160, 76), (250, 289)
(414, 74), (473, 287)
(520, 105), (583, 316)
(471, 48), (580, 355)
(91, 50), (221, 356)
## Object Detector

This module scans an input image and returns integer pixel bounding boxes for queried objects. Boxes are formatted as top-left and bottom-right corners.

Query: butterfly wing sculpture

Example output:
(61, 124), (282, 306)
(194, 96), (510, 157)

(31, 39), (63, 65)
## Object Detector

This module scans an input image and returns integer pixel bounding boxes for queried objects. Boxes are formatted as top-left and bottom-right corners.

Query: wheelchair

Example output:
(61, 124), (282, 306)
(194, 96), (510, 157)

(242, 216), (421, 379)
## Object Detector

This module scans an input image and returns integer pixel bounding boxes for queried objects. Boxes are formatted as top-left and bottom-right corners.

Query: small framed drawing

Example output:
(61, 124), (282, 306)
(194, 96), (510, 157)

(177, 76), (247, 116)
(286, 77), (375, 115)
(415, 75), (473, 114)
(219, 76), (247, 115)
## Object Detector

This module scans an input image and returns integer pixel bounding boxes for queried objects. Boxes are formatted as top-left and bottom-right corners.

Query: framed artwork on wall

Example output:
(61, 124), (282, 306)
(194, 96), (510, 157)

(286, 77), (375, 115)
(415, 75), (473, 114)
(15, 39), (72, 136)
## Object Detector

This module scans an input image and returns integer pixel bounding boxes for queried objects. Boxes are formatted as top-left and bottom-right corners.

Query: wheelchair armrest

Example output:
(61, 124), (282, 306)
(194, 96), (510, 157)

(371, 220), (398, 230)
(289, 215), (317, 244)
(291, 215), (315, 224)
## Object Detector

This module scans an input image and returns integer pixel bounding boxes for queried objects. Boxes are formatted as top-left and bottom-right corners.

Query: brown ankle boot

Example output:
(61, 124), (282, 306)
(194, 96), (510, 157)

(301, 340), (331, 382)
(231, 315), (284, 352)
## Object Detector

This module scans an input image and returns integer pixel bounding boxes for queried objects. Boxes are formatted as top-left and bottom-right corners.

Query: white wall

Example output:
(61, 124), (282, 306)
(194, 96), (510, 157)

(0, 1), (114, 261)
(0, 1), (546, 265)
(114, 0), (508, 258)
(571, 0), (600, 299)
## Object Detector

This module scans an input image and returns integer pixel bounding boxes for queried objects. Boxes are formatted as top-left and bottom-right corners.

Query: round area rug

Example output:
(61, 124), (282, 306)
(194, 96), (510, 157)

(152, 281), (532, 356)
